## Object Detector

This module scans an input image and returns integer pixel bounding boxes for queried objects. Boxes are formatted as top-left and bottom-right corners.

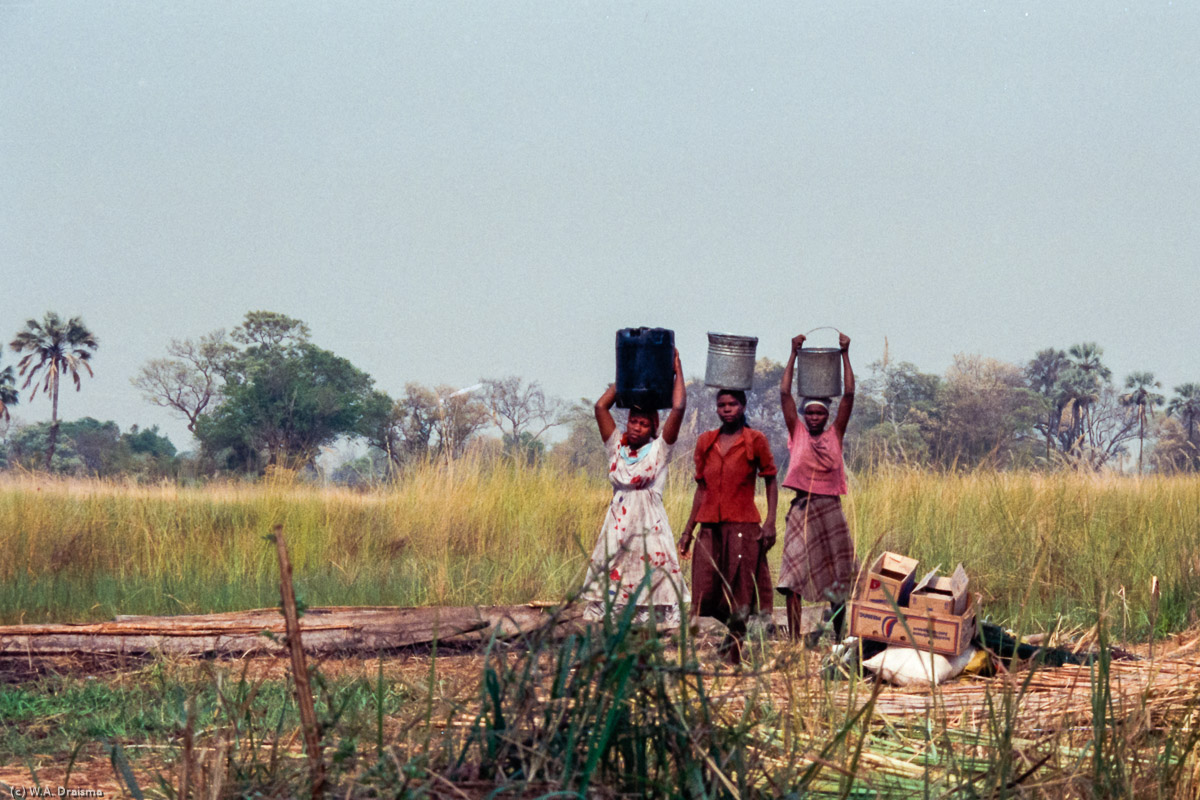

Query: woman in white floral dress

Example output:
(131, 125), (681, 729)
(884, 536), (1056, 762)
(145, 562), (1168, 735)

(581, 349), (690, 626)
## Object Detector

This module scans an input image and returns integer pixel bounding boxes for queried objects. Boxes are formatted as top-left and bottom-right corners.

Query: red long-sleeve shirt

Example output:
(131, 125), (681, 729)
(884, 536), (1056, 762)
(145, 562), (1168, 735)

(693, 428), (777, 524)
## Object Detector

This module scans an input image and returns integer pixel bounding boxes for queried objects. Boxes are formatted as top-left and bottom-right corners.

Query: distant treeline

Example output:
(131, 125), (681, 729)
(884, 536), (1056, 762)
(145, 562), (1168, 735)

(2, 310), (1198, 480)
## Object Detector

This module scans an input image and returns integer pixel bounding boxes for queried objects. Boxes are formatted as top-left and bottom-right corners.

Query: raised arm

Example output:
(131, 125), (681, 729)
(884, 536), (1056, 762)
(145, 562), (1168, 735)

(661, 349), (687, 445)
(832, 332), (855, 440)
(780, 334), (805, 438)
(594, 384), (618, 443)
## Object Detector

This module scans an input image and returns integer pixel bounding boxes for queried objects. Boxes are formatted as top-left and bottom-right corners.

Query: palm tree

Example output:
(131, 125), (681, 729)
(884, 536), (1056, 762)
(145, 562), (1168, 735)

(0, 355), (17, 423)
(1168, 383), (1200, 470)
(1026, 348), (1069, 457)
(9, 313), (99, 469)
(1054, 366), (1096, 457)
(1064, 343), (1111, 454)
(1067, 342), (1112, 382)
(1119, 371), (1164, 474)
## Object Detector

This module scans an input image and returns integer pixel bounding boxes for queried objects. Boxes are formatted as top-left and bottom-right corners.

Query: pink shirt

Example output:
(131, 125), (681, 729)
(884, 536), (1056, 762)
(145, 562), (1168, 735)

(782, 426), (847, 496)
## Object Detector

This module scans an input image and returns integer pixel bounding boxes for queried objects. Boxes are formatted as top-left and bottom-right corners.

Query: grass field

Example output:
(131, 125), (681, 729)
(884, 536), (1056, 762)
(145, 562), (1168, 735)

(2, 462), (1199, 796)
(1, 459), (1197, 635)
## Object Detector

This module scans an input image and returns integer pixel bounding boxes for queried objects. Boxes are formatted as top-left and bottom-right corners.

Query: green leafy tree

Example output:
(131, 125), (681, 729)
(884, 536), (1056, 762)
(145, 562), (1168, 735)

(873, 361), (943, 425)
(120, 424), (179, 479)
(504, 430), (547, 465)
(1119, 371), (1165, 474)
(6, 423), (84, 473)
(928, 355), (1041, 469)
(198, 345), (375, 471)
(230, 311), (311, 349)
(123, 424), (177, 459)
(9, 312), (99, 469)
(194, 312), (379, 471)
(60, 417), (122, 473)
(847, 359), (941, 468)
(4, 418), (176, 476)
(847, 354), (1038, 470)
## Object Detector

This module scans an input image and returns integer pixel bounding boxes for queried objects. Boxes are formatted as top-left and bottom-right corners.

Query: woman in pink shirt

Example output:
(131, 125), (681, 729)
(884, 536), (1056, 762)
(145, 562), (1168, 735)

(777, 331), (857, 644)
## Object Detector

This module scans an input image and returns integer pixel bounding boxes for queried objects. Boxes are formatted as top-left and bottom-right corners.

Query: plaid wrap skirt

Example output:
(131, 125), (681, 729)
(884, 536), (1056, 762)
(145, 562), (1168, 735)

(776, 493), (858, 604)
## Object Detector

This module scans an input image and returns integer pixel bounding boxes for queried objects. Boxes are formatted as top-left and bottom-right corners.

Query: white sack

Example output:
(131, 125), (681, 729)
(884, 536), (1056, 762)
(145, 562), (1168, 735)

(862, 645), (976, 687)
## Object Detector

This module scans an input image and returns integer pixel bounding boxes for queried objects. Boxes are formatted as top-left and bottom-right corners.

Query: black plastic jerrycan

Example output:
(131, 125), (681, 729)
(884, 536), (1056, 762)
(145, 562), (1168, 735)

(615, 327), (675, 409)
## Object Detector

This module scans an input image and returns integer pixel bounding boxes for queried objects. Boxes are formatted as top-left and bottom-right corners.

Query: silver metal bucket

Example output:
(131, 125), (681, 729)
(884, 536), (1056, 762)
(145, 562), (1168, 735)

(797, 348), (841, 399)
(705, 332), (758, 390)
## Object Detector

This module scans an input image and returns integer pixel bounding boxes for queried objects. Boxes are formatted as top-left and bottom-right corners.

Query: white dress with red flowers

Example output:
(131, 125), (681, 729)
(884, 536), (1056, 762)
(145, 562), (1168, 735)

(580, 431), (689, 626)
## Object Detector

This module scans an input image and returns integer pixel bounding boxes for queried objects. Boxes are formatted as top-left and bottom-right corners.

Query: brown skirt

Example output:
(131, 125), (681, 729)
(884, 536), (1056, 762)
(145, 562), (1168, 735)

(691, 522), (774, 623)
(777, 493), (858, 604)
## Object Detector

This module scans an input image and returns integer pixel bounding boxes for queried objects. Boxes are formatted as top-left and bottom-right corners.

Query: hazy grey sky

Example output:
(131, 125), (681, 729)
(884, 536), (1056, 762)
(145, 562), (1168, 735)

(3, 2), (1197, 449)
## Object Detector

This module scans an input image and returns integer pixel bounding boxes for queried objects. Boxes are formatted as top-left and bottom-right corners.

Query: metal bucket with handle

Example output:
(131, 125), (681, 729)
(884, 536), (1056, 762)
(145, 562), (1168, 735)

(796, 326), (843, 400)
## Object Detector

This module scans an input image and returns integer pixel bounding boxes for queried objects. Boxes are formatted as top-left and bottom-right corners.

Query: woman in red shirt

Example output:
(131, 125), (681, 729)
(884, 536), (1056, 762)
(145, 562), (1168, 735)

(678, 389), (779, 663)
(778, 331), (857, 645)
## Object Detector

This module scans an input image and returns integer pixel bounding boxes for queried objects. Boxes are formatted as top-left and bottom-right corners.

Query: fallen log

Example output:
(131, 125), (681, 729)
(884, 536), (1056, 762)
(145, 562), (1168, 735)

(0, 603), (818, 660)
(0, 604), (582, 658)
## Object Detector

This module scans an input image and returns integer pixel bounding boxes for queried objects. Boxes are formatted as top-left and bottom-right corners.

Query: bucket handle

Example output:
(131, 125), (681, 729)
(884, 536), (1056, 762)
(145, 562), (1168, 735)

(802, 326), (843, 347)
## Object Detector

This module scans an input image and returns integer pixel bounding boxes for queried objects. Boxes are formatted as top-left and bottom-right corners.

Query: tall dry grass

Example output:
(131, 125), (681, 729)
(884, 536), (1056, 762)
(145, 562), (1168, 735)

(0, 457), (606, 623)
(1, 459), (1197, 631)
(845, 466), (1200, 635)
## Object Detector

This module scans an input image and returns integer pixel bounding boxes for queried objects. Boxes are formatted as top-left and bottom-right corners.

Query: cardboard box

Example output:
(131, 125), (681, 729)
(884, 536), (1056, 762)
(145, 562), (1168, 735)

(860, 551), (919, 607)
(908, 564), (969, 617)
(848, 600), (977, 656)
